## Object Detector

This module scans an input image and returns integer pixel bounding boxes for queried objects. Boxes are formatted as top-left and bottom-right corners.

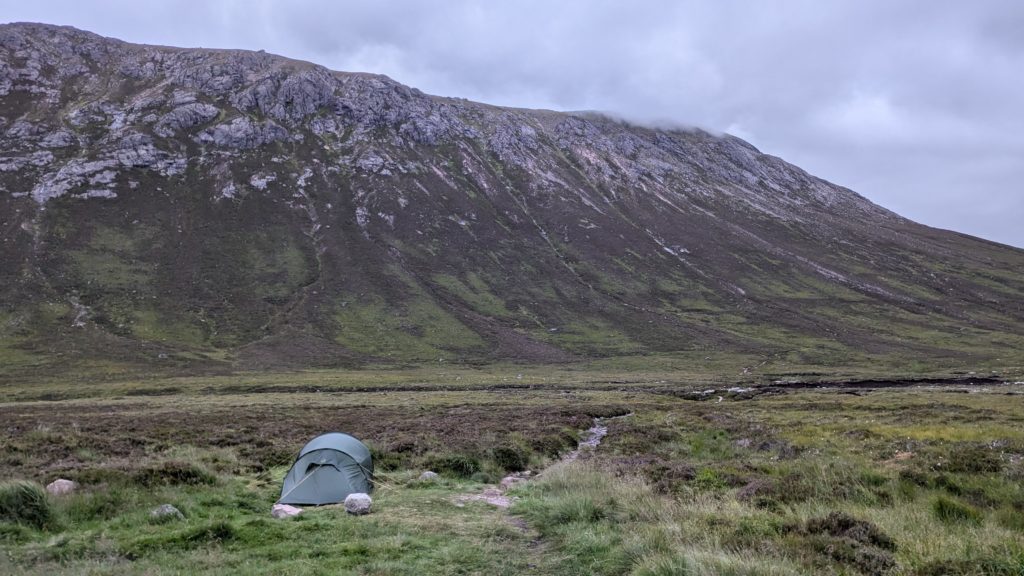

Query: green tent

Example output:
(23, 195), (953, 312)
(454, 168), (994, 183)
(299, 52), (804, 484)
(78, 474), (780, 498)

(278, 432), (373, 505)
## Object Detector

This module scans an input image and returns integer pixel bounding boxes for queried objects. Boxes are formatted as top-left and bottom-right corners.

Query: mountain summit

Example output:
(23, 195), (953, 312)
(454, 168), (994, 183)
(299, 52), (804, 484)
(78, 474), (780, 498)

(2, 23), (1023, 377)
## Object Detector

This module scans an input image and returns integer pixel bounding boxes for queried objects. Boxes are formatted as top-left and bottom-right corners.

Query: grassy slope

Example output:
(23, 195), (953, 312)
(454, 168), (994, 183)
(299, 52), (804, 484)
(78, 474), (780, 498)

(1, 368), (1024, 574)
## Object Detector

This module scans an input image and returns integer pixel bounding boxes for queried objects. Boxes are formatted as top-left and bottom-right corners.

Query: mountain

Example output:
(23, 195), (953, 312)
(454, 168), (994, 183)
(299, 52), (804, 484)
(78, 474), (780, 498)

(2, 23), (1023, 379)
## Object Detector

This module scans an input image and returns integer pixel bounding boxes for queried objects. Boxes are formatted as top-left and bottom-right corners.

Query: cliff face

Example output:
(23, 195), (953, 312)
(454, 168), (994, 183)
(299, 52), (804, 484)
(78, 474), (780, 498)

(2, 23), (1023, 376)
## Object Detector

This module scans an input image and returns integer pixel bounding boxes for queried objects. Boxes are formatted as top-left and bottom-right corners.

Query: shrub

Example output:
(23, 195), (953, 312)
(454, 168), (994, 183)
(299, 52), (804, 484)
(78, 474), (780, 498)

(371, 449), (407, 472)
(425, 454), (480, 478)
(623, 456), (695, 494)
(794, 512), (897, 575)
(492, 445), (529, 472)
(529, 430), (578, 457)
(0, 481), (57, 531)
(940, 446), (1003, 474)
(694, 468), (727, 490)
(131, 461), (217, 487)
(932, 495), (983, 525)
(803, 512), (895, 551)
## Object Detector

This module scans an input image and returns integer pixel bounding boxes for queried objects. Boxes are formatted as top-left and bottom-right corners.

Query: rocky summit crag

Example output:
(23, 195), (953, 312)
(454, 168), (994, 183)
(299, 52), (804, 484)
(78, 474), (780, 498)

(2, 23), (1023, 378)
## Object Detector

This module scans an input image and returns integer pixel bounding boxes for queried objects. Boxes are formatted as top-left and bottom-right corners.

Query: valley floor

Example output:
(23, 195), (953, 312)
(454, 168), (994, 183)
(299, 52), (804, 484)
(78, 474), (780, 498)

(1, 365), (1024, 574)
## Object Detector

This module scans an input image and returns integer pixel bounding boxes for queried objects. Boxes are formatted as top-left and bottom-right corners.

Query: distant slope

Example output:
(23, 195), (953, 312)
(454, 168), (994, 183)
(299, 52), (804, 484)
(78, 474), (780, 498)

(2, 23), (1023, 379)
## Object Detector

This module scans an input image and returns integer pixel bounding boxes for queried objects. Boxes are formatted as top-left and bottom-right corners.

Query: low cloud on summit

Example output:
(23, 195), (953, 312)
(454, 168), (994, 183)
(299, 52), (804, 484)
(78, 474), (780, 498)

(4, 0), (1023, 247)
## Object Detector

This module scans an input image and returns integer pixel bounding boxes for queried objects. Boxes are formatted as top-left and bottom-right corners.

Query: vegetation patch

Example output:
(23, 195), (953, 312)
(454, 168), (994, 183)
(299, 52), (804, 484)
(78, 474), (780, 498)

(123, 519), (237, 558)
(1, 370), (1024, 573)
(424, 453), (481, 478)
(791, 512), (896, 575)
(0, 481), (57, 531)
(131, 461), (218, 488)
(932, 495), (983, 525)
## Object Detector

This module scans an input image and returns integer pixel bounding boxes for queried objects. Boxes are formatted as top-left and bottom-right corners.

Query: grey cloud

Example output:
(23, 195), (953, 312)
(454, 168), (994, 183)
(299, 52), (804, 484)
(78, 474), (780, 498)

(3, 0), (1022, 246)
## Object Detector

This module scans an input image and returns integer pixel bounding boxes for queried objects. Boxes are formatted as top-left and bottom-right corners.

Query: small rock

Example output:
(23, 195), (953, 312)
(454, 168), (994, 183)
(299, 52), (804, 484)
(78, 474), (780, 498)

(344, 493), (372, 515)
(45, 479), (77, 496)
(271, 503), (303, 519)
(418, 471), (439, 481)
(499, 472), (531, 490)
(150, 504), (184, 521)
(735, 438), (752, 448)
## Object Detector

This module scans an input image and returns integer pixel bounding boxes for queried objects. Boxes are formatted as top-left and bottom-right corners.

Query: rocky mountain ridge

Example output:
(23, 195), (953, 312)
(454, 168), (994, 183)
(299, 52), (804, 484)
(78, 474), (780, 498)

(2, 23), (1023, 377)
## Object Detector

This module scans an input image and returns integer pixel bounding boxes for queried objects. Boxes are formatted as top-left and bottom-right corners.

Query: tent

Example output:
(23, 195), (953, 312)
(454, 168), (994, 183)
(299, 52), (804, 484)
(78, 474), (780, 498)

(278, 432), (373, 505)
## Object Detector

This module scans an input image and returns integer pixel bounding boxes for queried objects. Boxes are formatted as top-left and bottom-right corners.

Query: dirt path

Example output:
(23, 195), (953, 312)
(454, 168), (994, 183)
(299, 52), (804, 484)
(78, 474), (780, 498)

(453, 412), (632, 508)
(449, 413), (631, 572)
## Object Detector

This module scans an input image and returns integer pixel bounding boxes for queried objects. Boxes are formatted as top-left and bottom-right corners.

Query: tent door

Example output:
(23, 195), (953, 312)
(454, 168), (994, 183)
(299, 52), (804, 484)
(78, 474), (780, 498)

(305, 462), (338, 475)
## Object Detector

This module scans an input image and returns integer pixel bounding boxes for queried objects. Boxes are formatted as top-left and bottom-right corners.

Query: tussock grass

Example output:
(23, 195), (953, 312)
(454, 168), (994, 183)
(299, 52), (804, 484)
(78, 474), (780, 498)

(514, 464), (803, 575)
(131, 461), (219, 488)
(932, 495), (983, 525)
(0, 481), (57, 531)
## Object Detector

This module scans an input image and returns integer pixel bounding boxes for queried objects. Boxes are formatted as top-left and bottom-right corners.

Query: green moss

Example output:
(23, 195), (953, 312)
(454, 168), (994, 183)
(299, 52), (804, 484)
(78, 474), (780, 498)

(246, 235), (312, 301)
(534, 319), (643, 356)
(431, 272), (510, 318)
(67, 226), (157, 291)
(131, 308), (207, 346)
(334, 294), (485, 361)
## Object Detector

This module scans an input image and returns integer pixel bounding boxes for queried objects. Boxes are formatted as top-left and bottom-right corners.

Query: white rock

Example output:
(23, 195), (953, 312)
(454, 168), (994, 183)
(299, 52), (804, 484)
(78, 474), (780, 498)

(344, 493), (372, 515)
(418, 471), (439, 481)
(271, 503), (303, 519)
(45, 478), (77, 496)
(150, 504), (184, 521)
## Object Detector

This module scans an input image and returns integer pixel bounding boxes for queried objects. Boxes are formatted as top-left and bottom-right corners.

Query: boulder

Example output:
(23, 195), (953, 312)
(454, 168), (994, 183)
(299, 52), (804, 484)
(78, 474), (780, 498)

(150, 504), (184, 522)
(45, 478), (77, 496)
(344, 493), (372, 515)
(271, 503), (303, 519)
(418, 471), (439, 481)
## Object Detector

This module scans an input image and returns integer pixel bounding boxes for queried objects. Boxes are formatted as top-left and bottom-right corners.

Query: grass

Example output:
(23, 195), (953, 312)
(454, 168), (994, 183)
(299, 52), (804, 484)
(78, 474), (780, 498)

(0, 481), (57, 531)
(431, 272), (512, 318)
(131, 308), (207, 347)
(333, 295), (486, 361)
(3, 470), (541, 574)
(1, 369), (1023, 573)
(932, 495), (983, 525)
(533, 319), (645, 356)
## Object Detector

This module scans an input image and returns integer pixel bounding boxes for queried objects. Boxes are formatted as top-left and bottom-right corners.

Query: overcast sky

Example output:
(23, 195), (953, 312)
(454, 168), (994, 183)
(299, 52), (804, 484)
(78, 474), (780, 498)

(4, 1), (1023, 247)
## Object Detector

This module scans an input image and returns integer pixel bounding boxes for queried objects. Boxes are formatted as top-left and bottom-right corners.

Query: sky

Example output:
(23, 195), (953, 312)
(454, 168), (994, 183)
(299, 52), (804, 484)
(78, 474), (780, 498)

(4, 1), (1023, 248)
